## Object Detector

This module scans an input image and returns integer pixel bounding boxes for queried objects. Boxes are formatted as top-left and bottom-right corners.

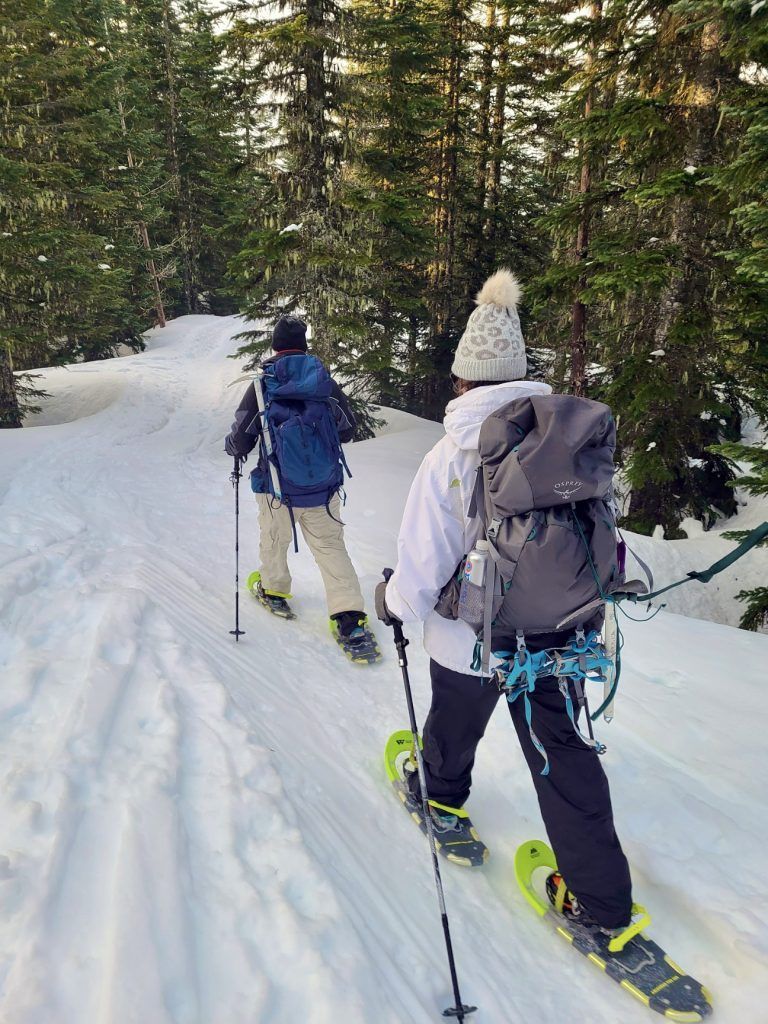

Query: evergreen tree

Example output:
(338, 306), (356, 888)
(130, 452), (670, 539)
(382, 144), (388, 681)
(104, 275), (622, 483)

(344, 0), (445, 410)
(345, 0), (549, 419)
(0, 0), (165, 422)
(524, 0), (767, 537)
(131, 0), (241, 316)
(226, 0), (371, 367)
(711, 441), (768, 630)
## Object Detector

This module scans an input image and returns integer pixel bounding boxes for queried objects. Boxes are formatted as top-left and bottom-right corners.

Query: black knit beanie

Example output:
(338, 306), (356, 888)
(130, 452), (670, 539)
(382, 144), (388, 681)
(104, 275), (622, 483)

(272, 315), (308, 352)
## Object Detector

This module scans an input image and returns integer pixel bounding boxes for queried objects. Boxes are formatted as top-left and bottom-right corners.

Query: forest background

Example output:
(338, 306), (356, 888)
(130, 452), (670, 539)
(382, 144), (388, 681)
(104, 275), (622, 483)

(1, 0), (767, 625)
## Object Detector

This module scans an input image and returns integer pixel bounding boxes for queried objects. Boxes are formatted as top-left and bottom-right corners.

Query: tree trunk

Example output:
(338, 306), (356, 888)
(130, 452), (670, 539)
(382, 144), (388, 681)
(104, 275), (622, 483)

(106, 10), (166, 327)
(162, 0), (195, 313)
(303, 0), (327, 210)
(431, 0), (463, 338)
(651, 17), (722, 352)
(117, 100), (167, 328)
(0, 343), (22, 429)
(485, 6), (511, 249)
(468, 1), (496, 278)
(569, 0), (602, 398)
(444, 3), (462, 314)
(628, 15), (725, 533)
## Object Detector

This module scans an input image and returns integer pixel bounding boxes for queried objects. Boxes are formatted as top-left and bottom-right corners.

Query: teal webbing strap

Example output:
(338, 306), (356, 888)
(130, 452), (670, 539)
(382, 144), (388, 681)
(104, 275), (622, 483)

(506, 677), (550, 776)
(626, 521), (768, 603)
(523, 692), (550, 776)
(471, 638), (482, 673)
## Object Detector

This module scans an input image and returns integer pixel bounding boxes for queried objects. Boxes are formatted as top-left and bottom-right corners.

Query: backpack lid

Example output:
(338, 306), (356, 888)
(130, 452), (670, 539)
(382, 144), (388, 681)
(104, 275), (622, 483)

(479, 393), (616, 516)
(266, 354), (332, 401)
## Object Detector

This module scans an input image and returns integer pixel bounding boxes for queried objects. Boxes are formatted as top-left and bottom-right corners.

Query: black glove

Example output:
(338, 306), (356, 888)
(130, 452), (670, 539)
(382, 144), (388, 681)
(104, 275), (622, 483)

(375, 579), (401, 626)
(225, 434), (242, 458)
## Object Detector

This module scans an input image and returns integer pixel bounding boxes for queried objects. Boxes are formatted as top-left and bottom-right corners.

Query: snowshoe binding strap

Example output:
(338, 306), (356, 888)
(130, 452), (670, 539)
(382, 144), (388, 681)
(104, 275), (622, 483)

(607, 904), (652, 953)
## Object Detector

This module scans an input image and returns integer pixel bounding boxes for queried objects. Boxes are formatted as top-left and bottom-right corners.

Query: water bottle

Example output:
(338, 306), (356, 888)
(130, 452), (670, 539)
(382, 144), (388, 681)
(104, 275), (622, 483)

(458, 540), (489, 630)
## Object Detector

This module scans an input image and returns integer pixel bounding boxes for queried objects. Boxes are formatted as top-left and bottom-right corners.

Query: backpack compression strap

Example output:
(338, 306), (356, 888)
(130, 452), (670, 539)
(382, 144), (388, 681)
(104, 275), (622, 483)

(620, 521), (768, 604)
(479, 512), (534, 676)
(254, 369), (283, 502)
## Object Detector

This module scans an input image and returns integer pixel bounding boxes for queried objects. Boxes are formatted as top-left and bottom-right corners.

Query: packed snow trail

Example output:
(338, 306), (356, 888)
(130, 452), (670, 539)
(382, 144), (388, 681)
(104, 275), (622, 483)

(0, 315), (766, 1024)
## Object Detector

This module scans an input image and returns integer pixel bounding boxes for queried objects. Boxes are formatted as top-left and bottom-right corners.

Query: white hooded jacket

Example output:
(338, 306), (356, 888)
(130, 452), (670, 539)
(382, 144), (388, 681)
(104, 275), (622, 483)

(385, 379), (552, 675)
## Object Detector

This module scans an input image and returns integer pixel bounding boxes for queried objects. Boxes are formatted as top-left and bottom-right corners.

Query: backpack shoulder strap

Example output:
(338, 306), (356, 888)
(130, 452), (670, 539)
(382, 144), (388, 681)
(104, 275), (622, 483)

(467, 464), (483, 520)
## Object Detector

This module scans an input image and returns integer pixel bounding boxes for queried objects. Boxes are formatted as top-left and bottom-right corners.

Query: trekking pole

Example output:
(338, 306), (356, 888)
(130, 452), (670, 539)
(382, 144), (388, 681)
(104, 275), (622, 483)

(229, 457), (245, 642)
(382, 569), (476, 1022)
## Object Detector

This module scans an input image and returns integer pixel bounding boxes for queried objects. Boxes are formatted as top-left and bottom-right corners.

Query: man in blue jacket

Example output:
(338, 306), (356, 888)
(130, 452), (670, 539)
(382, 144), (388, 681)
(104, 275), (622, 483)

(225, 316), (372, 653)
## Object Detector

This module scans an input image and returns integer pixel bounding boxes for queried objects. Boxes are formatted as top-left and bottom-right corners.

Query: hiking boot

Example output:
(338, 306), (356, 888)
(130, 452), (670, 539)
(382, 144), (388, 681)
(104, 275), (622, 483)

(247, 571), (295, 619)
(546, 870), (579, 914)
(400, 757), (488, 863)
(545, 870), (630, 939)
(333, 610), (367, 637)
(403, 760), (463, 831)
(256, 582), (295, 619)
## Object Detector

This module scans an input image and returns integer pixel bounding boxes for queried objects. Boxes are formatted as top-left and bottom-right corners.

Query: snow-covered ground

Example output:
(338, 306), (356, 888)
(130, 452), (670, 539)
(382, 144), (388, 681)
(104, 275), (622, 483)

(1, 315), (766, 1024)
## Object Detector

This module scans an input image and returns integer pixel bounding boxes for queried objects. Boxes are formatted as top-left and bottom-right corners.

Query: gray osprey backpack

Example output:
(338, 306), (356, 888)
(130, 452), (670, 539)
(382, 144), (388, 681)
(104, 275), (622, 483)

(458, 393), (624, 674)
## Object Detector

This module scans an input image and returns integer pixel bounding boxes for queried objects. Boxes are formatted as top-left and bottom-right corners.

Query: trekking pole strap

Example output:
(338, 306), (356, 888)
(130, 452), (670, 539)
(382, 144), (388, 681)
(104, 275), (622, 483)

(626, 521), (768, 603)
(288, 504), (299, 554)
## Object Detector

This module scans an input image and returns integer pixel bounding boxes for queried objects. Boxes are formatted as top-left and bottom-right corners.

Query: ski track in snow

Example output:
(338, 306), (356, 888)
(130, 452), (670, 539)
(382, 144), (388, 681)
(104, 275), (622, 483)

(0, 315), (766, 1024)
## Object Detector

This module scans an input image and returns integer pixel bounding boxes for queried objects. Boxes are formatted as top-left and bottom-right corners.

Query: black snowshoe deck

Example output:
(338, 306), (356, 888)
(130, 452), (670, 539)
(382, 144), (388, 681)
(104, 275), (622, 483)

(384, 730), (488, 867)
(331, 622), (382, 664)
(515, 840), (713, 1021)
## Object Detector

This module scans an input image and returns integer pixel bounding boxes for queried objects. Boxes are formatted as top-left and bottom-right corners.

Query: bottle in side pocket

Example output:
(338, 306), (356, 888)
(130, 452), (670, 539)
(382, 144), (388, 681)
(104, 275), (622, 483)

(458, 540), (489, 630)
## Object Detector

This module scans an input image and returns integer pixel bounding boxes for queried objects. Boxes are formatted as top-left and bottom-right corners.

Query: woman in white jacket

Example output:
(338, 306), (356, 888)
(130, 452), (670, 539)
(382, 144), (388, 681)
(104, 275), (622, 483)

(377, 270), (633, 933)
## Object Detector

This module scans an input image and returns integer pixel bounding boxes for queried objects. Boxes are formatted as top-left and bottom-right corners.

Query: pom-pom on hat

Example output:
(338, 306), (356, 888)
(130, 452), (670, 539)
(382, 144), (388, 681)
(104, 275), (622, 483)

(450, 269), (526, 382)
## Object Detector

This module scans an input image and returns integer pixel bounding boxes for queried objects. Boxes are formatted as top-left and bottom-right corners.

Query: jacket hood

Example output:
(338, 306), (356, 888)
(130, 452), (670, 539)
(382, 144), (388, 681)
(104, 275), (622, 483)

(444, 380), (552, 451)
(262, 349), (311, 366)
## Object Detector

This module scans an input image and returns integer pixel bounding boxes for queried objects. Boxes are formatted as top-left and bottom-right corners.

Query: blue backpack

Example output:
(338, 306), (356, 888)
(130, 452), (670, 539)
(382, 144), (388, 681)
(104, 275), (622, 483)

(249, 354), (351, 512)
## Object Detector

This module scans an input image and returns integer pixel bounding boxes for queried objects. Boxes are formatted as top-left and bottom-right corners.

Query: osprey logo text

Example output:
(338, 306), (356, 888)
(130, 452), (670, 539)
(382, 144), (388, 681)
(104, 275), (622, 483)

(553, 480), (583, 500)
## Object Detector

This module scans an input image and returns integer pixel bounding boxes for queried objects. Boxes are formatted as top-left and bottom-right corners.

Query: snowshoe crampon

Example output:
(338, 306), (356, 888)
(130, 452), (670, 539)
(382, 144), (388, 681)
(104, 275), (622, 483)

(384, 730), (488, 867)
(514, 840), (712, 1021)
(247, 571), (296, 620)
(330, 616), (382, 664)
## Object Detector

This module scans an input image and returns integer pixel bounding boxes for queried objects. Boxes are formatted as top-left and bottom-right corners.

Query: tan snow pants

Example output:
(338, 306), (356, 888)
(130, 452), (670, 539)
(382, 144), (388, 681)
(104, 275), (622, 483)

(256, 494), (365, 617)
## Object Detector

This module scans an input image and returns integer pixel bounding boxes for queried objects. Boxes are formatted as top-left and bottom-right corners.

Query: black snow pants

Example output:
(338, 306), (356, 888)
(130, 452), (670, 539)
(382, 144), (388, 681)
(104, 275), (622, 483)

(415, 659), (633, 929)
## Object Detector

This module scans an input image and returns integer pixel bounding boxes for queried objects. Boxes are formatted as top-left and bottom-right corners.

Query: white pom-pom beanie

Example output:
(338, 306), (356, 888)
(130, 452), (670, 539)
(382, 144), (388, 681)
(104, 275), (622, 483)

(451, 268), (526, 382)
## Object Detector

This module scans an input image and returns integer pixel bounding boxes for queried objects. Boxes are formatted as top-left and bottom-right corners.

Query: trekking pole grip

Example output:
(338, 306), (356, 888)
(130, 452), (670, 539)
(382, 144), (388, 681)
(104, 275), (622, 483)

(381, 568), (408, 662)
